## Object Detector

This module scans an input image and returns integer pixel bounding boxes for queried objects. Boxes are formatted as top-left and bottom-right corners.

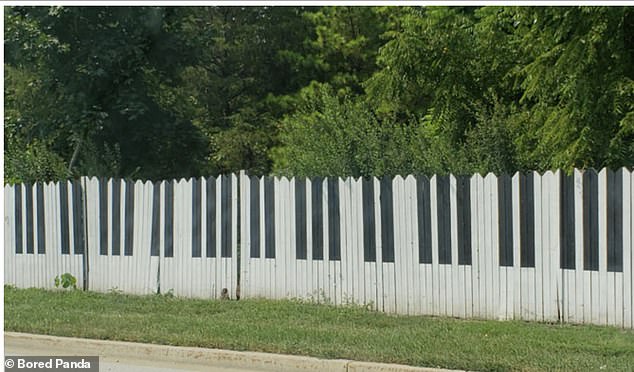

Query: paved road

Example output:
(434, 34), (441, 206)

(5, 333), (453, 372)
(5, 339), (260, 372)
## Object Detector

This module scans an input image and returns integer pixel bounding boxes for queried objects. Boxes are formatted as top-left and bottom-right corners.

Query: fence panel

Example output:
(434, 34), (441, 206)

(4, 182), (84, 289)
(239, 169), (634, 327)
(85, 177), (158, 294)
(158, 176), (238, 299)
(4, 168), (633, 328)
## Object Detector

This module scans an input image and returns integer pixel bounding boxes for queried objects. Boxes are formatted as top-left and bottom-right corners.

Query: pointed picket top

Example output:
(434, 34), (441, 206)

(403, 174), (415, 183)
(484, 172), (497, 181)
(541, 170), (555, 182)
(175, 177), (189, 186)
(512, 171), (523, 182)
(393, 174), (405, 183)
(599, 167), (608, 178)
(620, 165), (633, 173)
(346, 176), (361, 188)
(341, 176), (351, 187)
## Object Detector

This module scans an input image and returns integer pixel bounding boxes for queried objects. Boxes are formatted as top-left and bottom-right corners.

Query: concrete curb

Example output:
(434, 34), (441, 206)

(4, 332), (464, 372)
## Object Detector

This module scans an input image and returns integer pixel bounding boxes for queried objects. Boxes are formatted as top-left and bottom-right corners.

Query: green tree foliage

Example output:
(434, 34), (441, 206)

(5, 7), (209, 181)
(273, 83), (423, 177)
(5, 6), (634, 183)
(512, 7), (634, 171)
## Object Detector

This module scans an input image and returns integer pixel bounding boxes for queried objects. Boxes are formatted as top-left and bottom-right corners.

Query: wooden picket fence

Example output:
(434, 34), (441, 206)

(4, 168), (633, 328)
(4, 176), (238, 298)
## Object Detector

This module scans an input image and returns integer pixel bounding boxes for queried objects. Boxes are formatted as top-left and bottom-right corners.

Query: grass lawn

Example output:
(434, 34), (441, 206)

(4, 286), (634, 371)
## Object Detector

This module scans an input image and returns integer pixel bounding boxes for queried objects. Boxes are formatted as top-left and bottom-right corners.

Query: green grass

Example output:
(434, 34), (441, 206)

(5, 286), (634, 371)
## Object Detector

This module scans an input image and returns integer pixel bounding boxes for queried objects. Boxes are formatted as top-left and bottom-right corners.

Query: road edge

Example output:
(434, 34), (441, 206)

(4, 332), (464, 372)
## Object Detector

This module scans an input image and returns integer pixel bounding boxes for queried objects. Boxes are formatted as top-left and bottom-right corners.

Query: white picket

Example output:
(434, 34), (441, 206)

(511, 173), (520, 320)
(473, 173), (486, 319)
(340, 177), (352, 304)
(627, 169), (634, 328)
(596, 169), (608, 325)
(405, 176), (418, 315)
(5, 185), (15, 285)
(549, 171), (562, 323)
(573, 169), (585, 324)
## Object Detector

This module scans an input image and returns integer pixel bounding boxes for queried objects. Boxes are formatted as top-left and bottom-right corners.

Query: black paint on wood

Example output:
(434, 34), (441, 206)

(112, 179), (121, 255)
(311, 178), (324, 260)
(607, 169), (623, 272)
(164, 181), (174, 258)
(520, 173), (535, 267)
(15, 185), (23, 254)
(60, 182), (70, 255)
(498, 175), (513, 267)
(25, 184), (34, 254)
(124, 180), (135, 256)
(221, 175), (232, 257)
(362, 178), (376, 262)
(72, 180), (85, 255)
(150, 182), (160, 257)
(206, 177), (217, 258)
(295, 179), (307, 260)
(265, 177), (276, 258)
(380, 177), (394, 263)
(416, 176), (432, 264)
(560, 173), (576, 269)
(36, 183), (46, 254)
(436, 176), (451, 264)
(192, 178), (202, 257)
(328, 178), (341, 261)
(98, 179), (108, 255)
(583, 170), (599, 271)
(250, 177), (260, 258)
(457, 176), (471, 265)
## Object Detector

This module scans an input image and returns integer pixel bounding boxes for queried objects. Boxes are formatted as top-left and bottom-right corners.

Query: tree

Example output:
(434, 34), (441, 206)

(5, 7), (209, 181)
(511, 7), (634, 171)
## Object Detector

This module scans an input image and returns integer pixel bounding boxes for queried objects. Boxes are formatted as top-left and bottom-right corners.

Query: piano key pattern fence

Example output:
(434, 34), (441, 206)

(4, 175), (238, 298)
(4, 168), (633, 328)
(239, 168), (633, 328)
